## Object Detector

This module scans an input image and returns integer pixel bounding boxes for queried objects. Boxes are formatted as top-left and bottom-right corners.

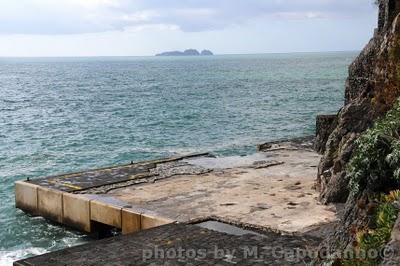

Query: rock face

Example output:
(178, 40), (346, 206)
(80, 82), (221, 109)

(318, 0), (400, 204)
(314, 115), (337, 154)
(312, 1), (400, 264)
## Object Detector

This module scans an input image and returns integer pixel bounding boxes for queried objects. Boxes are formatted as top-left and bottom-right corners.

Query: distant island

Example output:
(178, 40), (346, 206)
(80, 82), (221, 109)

(156, 49), (214, 56)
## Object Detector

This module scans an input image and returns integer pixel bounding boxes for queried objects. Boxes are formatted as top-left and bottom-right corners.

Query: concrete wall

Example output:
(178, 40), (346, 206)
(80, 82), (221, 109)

(37, 187), (63, 223)
(63, 194), (91, 232)
(15, 180), (175, 234)
(15, 181), (38, 215)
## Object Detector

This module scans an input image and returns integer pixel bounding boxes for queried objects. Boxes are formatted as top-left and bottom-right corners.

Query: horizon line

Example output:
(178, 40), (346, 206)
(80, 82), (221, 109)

(0, 50), (360, 59)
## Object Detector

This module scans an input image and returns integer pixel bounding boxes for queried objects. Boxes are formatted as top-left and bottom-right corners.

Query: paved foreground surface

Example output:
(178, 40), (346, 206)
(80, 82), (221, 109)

(109, 140), (337, 232)
(14, 223), (321, 266)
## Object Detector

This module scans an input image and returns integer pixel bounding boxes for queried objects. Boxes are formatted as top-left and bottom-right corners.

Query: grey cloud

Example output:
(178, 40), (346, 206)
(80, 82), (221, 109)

(0, 0), (377, 34)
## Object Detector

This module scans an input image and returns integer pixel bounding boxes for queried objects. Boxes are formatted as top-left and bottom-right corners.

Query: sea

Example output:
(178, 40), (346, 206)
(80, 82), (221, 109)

(0, 52), (356, 264)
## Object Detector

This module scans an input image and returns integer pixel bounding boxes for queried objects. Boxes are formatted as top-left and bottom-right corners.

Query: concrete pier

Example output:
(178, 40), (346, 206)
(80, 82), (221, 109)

(14, 138), (340, 264)
(15, 154), (208, 234)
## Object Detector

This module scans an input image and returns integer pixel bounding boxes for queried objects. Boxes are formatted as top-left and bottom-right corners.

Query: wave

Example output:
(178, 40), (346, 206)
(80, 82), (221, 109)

(0, 247), (47, 266)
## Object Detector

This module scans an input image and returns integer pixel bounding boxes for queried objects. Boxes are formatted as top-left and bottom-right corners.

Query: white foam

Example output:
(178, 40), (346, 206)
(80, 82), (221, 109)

(0, 247), (47, 266)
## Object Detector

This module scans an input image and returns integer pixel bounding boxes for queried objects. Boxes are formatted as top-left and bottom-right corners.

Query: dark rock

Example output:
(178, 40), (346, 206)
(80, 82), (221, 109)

(314, 114), (337, 154)
(200, 49), (214, 56)
(257, 136), (315, 151)
(312, 192), (371, 265)
(156, 49), (213, 56)
(183, 49), (200, 56)
(155, 50), (184, 56)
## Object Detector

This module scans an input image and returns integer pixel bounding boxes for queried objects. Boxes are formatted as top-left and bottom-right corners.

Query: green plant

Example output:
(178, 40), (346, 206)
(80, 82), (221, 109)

(348, 99), (400, 195)
(358, 203), (397, 250)
(340, 190), (400, 265)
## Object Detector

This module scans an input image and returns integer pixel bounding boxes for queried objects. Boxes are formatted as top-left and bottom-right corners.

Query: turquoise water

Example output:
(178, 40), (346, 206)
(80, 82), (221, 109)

(0, 52), (355, 264)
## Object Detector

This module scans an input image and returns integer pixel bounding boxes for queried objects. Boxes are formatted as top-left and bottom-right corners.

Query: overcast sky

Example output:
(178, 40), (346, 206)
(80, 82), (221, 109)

(0, 0), (378, 57)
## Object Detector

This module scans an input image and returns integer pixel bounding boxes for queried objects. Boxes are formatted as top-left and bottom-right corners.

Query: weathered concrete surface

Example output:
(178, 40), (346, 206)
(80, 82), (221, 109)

(27, 153), (209, 192)
(37, 187), (63, 223)
(14, 223), (322, 266)
(109, 142), (338, 233)
(121, 208), (141, 234)
(90, 200), (122, 229)
(15, 181), (38, 214)
(15, 181), (176, 234)
(62, 193), (91, 232)
(15, 154), (205, 234)
(14, 139), (342, 265)
(141, 211), (175, 230)
(15, 140), (338, 248)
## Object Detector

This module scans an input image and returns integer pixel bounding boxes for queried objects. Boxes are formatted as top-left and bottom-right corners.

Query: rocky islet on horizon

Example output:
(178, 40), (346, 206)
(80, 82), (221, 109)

(155, 49), (214, 56)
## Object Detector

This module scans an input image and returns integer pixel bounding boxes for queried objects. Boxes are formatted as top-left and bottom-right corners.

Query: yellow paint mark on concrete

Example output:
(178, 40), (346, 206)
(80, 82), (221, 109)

(47, 180), (82, 190)
(58, 182), (82, 190)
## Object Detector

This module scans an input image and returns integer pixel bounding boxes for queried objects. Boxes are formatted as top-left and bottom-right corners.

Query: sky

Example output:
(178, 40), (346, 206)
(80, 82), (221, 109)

(0, 0), (378, 57)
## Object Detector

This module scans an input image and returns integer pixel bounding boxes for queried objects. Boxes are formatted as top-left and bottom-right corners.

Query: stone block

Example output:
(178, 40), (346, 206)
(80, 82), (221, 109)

(63, 193), (91, 232)
(90, 200), (122, 228)
(37, 186), (63, 223)
(121, 208), (141, 234)
(15, 181), (38, 214)
(141, 211), (175, 230)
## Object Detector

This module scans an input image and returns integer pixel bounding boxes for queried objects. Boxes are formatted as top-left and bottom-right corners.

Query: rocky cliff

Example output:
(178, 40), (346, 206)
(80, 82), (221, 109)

(313, 1), (400, 264)
(318, 0), (400, 204)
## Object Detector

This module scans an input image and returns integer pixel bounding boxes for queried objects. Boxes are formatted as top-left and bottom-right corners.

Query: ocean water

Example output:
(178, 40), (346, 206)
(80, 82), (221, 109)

(0, 52), (355, 263)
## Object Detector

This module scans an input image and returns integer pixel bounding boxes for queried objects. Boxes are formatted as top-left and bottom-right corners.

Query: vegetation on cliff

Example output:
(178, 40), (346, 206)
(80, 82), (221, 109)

(313, 3), (400, 264)
(340, 190), (400, 266)
(348, 99), (400, 195)
(318, 0), (400, 204)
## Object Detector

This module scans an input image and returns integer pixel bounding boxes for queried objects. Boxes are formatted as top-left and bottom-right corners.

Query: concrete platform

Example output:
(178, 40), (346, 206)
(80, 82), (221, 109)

(26, 153), (210, 192)
(108, 140), (338, 233)
(14, 138), (340, 263)
(15, 139), (339, 234)
(14, 223), (322, 266)
(15, 154), (209, 234)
